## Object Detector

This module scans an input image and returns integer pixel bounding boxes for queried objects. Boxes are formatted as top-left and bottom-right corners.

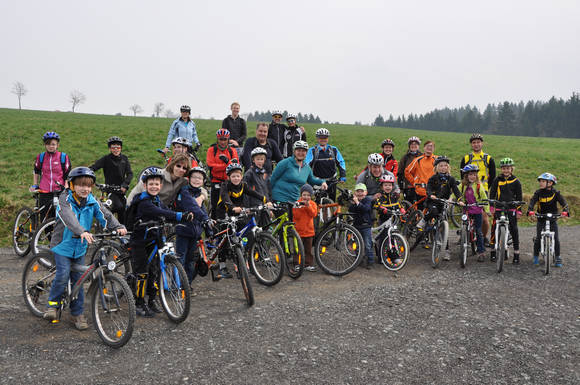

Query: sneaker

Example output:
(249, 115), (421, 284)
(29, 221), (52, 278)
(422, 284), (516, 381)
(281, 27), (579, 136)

(484, 237), (491, 247)
(148, 298), (163, 314)
(305, 266), (317, 272)
(533, 255), (539, 265)
(294, 265), (302, 272)
(219, 267), (233, 279)
(477, 253), (485, 262)
(490, 252), (497, 262)
(136, 303), (156, 318)
(513, 254), (520, 265)
(44, 307), (58, 320)
(73, 315), (88, 330)
(443, 252), (450, 261)
(554, 256), (562, 267)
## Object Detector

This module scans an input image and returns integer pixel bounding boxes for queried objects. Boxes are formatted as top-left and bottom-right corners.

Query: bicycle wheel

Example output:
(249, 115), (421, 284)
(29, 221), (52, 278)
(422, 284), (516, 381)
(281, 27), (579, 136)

(91, 240), (132, 277)
(91, 272), (135, 348)
(13, 207), (35, 257)
(283, 227), (305, 279)
(431, 221), (448, 268)
(403, 209), (424, 249)
(380, 233), (409, 272)
(158, 255), (191, 323)
(22, 252), (56, 318)
(449, 201), (462, 228)
(235, 247), (254, 306)
(32, 219), (56, 256)
(497, 226), (506, 273)
(315, 223), (364, 276)
(469, 228), (477, 256)
(544, 237), (551, 275)
(249, 232), (284, 286)
(460, 226), (468, 269)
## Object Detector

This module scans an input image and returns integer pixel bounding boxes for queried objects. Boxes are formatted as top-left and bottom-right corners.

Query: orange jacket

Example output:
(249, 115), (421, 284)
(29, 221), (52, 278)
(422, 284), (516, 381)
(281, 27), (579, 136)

(404, 154), (437, 197)
(206, 145), (239, 183)
(293, 199), (318, 238)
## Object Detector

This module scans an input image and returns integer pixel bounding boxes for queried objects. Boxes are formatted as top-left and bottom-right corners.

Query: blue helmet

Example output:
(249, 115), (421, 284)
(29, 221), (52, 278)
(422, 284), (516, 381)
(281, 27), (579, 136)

(141, 167), (164, 182)
(43, 131), (60, 142)
(68, 167), (96, 183)
(462, 164), (479, 173)
(537, 172), (557, 184)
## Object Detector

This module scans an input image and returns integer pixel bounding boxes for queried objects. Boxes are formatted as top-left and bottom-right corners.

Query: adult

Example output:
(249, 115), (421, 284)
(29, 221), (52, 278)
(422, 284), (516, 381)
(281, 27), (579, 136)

(397, 136), (423, 202)
(270, 141), (327, 203)
(127, 154), (190, 207)
(267, 110), (287, 155)
(305, 128), (346, 201)
(168, 137), (199, 168)
(356, 153), (399, 201)
(404, 140), (437, 206)
(163, 105), (200, 154)
(206, 129), (239, 219)
(241, 122), (283, 174)
(459, 133), (496, 244)
(221, 102), (247, 152)
(279, 113), (307, 158)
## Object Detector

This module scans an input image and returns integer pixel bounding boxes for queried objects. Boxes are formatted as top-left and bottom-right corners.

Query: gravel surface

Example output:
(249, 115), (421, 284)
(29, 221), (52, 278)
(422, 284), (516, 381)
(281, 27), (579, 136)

(1, 226), (579, 384)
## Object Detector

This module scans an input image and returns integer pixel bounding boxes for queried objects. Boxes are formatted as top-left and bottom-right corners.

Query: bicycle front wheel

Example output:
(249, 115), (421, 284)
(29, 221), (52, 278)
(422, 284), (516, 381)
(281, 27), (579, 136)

(235, 247), (254, 306)
(460, 226), (468, 269)
(249, 232), (284, 286)
(544, 236), (551, 275)
(91, 272), (135, 348)
(159, 256), (191, 323)
(380, 232), (409, 272)
(90, 240), (132, 277)
(431, 221), (448, 268)
(449, 201), (463, 228)
(32, 219), (56, 256)
(13, 207), (35, 257)
(22, 252), (56, 317)
(315, 223), (364, 276)
(283, 227), (305, 279)
(497, 226), (506, 273)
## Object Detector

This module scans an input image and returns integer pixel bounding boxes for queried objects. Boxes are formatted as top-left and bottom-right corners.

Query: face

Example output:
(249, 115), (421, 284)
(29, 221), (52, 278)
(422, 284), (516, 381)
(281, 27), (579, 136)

(409, 142), (419, 152)
(231, 104), (240, 116)
(217, 137), (229, 148)
(229, 170), (243, 185)
(173, 143), (187, 154)
(273, 115), (282, 123)
(256, 125), (268, 141)
(188, 172), (204, 188)
(467, 172), (478, 183)
(181, 110), (190, 120)
(382, 145), (393, 155)
(294, 148), (307, 161)
(471, 139), (483, 152)
(539, 179), (552, 189)
(301, 191), (311, 201)
(317, 136), (329, 146)
(381, 182), (393, 193)
(287, 119), (296, 127)
(145, 178), (162, 195)
(424, 143), (434, 155)
(370, 164), (382, 177)
(253, 154), (266, 168)
(355, 189), (367, 199)
(436, 162), (449, 174)
(44, 139), (59, 153)
(109, 144), (122, 156)
(501, 166), (512, 177)
(173, 162), (188, 178)
(72, 181), (92, 198)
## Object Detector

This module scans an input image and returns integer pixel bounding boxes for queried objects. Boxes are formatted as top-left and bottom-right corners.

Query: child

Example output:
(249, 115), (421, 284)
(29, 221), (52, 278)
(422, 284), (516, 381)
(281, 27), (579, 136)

(459, 164), (489, 262)
(243, 147), (271, 225)
(169, 137), (199, 168)
(488, 158), (522, 264)
(89, 136), (133, 224)
(206, 129), (239, 219)
(293, 184), (318, 272)
(373, 174), (403, 265)
(528, 173), (569, 267)
(44, 167), (126, 330)
(32, 132), (72, 221)
(128, 167), (193, 317)
(349, 183), (375, 269)
(380, 138), (398, 177)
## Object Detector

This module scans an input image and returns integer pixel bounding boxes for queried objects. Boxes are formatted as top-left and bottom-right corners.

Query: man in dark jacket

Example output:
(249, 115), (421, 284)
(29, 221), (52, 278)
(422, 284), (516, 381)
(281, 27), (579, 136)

(241, 122), (283, 174)
(221, 102), (247, 152)
(267, 110), (287, 155)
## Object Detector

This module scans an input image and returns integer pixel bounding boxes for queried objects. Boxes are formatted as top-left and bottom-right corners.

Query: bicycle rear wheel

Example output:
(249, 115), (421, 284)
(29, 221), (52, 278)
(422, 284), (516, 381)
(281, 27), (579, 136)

(380, 233), (409, 272)
(315, 223), (363, 276)
(544, 237), (551, 275)
(249, 232), (284, 286)
(91, 272), (135, 348)
(235, 247), (254, 306)
(431, 221), (448, 268)
(497, 226), (506, 273)
(13, 207), (35, 257)
(460, 226), (468, 269)
(158, 256), (191, 323)
(32, 219), (56, 256)
(22, 252), (56, 318)
(282, 227), (305, 279)
(403, 209), (424, 250)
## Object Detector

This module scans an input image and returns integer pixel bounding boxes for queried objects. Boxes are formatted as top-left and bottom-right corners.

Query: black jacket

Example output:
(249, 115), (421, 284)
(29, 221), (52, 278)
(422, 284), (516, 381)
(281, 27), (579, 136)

(426, 173), (461, 200)
(90, 153), (133, 190)
(489, 175), (522, 203)
(216, 181), (267, 219)
(349, 196), (374, 229)
(129, 192), (181, 245)
(243, 166), (271, 206)
(267, 122), (288, 153)
(529, 188), (568, 214)
(221, 115), (247, 146)
(240, 137), (283, 174)
(280, 126), (307, 158)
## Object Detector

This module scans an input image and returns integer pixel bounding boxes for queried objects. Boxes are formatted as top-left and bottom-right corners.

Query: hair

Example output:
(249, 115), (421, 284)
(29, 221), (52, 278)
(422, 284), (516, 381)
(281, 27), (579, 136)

(435, 161), (450, 174)
(256, 122), (268, 131)
(231, 102), (240, 108)
(71, 176), (95, 187)
(44, 138), (59, 145)
(144, 176), (163, 184)
(424, 140), (434, 147)
(166, 153), (191, 175)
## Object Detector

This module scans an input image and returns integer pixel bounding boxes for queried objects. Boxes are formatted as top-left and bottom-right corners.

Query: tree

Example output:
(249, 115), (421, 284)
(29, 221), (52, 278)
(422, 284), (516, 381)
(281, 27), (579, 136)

(164, 109), (175, 118)
(11, 81), (27, 110)
(373, 114), (385, 127)
(153, 102), (165, 117)
(129, 104), (143, 116)
(70, 90), (86, 112)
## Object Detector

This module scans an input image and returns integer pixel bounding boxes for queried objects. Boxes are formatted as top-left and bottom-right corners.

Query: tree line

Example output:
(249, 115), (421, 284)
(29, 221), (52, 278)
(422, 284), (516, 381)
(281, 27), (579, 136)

(373, 93), (580, 138)
(247, 110), (323, 124)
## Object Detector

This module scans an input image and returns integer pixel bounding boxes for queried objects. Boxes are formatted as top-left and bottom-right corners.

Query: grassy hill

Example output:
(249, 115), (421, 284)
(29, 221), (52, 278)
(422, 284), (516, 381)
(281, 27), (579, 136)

(1, 108), (579, 245)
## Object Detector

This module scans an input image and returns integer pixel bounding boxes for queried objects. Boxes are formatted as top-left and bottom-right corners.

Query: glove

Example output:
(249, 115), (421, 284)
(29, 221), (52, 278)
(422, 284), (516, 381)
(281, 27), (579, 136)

(339, 177), (347, 182)
(218, 155), (229, 164)
(562, 211), (569, 217)
(527, 211), (534, 217)
(185, 212), (195, 222)
(231, 158), (239, 164)
(490, 207), (496, 214)
(382, 208), (389, 214)
(400, 208), (406, 215)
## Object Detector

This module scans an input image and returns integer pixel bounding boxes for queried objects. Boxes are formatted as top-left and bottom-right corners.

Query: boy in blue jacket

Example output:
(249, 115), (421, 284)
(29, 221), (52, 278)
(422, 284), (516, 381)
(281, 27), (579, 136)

(44, 167), (126, 330)
(349, 183), (375, 269)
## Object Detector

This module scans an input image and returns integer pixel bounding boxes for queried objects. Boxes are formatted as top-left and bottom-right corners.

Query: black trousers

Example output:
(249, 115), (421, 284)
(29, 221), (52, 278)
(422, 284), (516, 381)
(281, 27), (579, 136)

(109, 193), (127, 224)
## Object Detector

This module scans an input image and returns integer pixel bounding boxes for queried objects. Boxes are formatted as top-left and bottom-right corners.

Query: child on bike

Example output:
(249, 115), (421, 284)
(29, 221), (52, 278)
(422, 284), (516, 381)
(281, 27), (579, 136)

(128, 167), (193, 317)
(206, 129), (239, 219)
(528, 173), (569, 267)
(293, 184), (318, 272)
(32, 132), (71, 221)
(488, 158), (522, 264)
(459, 164), (489, 262)
(44, 167), (126, 330)
(349, 183), (375, 269)
(244, 147), (271, 225)
(89, 136), (133, 224)
(373, 174), (402, 224)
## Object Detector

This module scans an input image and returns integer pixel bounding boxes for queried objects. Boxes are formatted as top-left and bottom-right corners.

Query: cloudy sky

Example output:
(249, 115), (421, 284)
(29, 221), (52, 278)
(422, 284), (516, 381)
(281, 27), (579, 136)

(1, 0), (579, 123)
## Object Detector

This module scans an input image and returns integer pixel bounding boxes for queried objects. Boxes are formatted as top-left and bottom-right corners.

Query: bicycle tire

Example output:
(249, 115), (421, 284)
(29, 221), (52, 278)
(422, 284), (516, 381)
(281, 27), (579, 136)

(380, 232), (409, 272)
(403, 209), (424, 249)
(283, 227), (305, 279)
(158, 255), (191, 323)
(22, 252), (56, 318)
(431, 221), (448, 268)
(449, 200), (463, 228)
(544, 236), (551, 275)
(315, 223), (364, 276)
(31, 219), (56, 256)
(90, 272), (135, 348)
(90, 240), (132, 277)
(470, 227), (477, 256)
(497, 226), (506, 273)
(235, 247), (254, 306)
(13, 206), (35, 257)
(249, 232), (284, 286)
(460, 225), (468, 269)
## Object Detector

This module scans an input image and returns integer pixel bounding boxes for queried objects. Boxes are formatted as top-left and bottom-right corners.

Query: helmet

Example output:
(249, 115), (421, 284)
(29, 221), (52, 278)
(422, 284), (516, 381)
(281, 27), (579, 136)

(271, 110), (282, 117)
(407, 136), (421, 146)
(470, 133), (484, 142)
(293, 140), (309, 151)
(537, 172), (557, 184)
(226, 162), (243, 175)
(43, 131), (60, 142)
(499, 157), (515, 167)
(367, 153), (384, 166)
(315, 128), (330, 138)
(187, 166), (207, 180)
(67, 167), (96, 183)
(379, 174), (395, 184)
(216, 128), (230, 138)
(462, 164), (479, 173)
(141, 167), (164, 182)
(180, 105), (191, 113)
(286, 112), (297, 121)
(434, 156), (450, 166)
(250, 147), (268, 158)
(107, 136), (123, 147)
(172, 137), (191, 147)
(381, 138), (395, 148)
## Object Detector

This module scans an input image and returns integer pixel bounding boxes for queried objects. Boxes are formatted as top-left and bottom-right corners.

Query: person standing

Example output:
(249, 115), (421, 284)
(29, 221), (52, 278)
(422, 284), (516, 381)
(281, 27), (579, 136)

(404, 140), (437, 207)
(163, 105), (200, 154)
(280, 113), (307, 158)
(267, 110), (287, 155)
(397, 136), (422, 203)
(241, 123), (283, 174)
(221, 102), (247, 154)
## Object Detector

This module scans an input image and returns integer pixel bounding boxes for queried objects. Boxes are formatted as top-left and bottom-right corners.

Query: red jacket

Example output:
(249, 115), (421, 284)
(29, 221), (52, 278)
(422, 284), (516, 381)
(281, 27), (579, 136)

(381, 154), (398, 177)
(293, 199), (318, 238)
(206, 145), (238, 183)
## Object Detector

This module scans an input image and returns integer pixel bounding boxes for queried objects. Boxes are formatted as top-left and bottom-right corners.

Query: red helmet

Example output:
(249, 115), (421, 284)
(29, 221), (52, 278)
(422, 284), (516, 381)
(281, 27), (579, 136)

(216, 128), (230, 138)
(379, 174), (395, 184)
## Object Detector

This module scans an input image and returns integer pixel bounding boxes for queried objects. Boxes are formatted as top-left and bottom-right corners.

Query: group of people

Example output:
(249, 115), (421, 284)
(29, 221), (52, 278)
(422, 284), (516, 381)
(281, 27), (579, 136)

(30, 105), (570, 326)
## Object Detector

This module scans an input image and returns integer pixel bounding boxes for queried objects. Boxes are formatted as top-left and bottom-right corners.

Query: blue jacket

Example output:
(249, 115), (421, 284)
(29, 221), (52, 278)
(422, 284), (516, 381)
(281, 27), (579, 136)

(51, 190), (122, 258)
(129, 192), (183, 245)
(349, 196), (374, 229)
(175, 185), (209, 239)
(270, 156), (324, 202)
(165, 118), (199, 148)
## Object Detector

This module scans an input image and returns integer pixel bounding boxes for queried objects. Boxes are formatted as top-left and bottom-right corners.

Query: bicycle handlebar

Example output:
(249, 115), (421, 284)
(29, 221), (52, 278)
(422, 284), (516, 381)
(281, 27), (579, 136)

(532, 213), (565, 219)
(484, 200), (526, 209)
(96, 184), (123, 193)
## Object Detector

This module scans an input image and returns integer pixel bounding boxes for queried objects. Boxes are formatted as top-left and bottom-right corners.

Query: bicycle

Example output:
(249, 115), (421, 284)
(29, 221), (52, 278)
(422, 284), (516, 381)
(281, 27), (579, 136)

(454, 202), (487, 268)
(410, 198), (452, 269)
(371, 209), (409, 271)
(485, 200), (526, 273)
(22, 232), (136, 348)
(399, 195), (427, 247)
(533, 212), (566, 275)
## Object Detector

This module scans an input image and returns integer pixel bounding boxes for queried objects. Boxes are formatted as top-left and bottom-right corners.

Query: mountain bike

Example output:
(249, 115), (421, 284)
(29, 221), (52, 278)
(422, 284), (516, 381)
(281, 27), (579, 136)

(371, 209), (409, 271)
(453, 202), (487, 268)
(399, 195), (427, 248)
(410, 198), (451, 268)
(534, 212), (566, 275)
(485, 200), (526, 273)
(22, 233), (136, 348)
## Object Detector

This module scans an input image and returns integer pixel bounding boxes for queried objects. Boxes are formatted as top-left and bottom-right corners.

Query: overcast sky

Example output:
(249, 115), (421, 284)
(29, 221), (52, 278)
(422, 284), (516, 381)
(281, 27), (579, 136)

(1, 0), (579, 123)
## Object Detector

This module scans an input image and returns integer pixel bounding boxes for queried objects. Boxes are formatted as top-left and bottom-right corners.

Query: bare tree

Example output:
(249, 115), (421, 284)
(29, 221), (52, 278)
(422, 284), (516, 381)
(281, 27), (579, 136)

(70, 90), (86, 112)
(164, 109), (176, 118)
(129, 104), (143, 116)
(11, 81), (28, 110)
(153, 102), (165, 117)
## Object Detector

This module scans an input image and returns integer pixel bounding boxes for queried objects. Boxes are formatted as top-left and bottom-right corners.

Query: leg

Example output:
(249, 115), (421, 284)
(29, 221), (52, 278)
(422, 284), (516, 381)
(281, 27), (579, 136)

(184, 237), (198, 282)
(552, 220), (561, 265)
(508, 212), (520, 263)
(473, 214), (484, 253)
(47, 252), (73, 310)
(210, 185), (220, 220)
(38, 192), (54, 223)
(533, 220), (543, 264)
(69, 255), (86, 316)
(361, 227), (374, 265)
(110, 193), (126, 224)
(489, 214), (498, 259)
(482, 211), (490, 243)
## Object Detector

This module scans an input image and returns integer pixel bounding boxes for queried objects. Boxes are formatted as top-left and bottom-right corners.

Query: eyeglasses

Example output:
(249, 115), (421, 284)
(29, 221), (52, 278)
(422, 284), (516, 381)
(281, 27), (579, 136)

(273, 115), (282, 118)
(175, 164), (188, 169)
(287, 119), (295, 123)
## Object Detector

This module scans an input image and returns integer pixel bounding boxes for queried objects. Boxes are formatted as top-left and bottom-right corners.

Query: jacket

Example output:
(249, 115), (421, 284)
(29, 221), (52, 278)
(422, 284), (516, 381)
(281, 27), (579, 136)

(34, 151), (71, 192)
(270, 157), (324, 202)
(165, 118), (199, 148)
(459, 151), (496, 190)
(488, 175), (522, 204)
(397, 151), (422, 189)
(426, 173), (461, 201)
(381, 154), (398, 177)
(267, 122), (288, 152)
(293, 199), (318, 237)
(129, 192), (183, 245)
(206, 145), (239, 183)
(280, 126), (307, 158)
(355, 169), (399, 196)
(459, 182), (490, 215)
(175, 185), (209, 239)
(222, 115), (247, 146)
(90, 153), (133, 190)
(529, 188), (568, 214)
(349, 196), (374, 229)
(126, 168), (187, 207)
(405, 154), (437, 196)
(373, 191), (401, 223)
(51, 190), (122, 258)
(216, 181), (267, 219)
(305, 144), (347, 180)
(240, 137), (283, 174)
(243, 166), (271, 206)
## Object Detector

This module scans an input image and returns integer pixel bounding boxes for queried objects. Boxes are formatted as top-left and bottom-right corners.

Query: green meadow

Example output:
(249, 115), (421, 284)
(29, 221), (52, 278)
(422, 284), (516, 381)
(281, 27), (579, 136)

(1, 108), (579, 245)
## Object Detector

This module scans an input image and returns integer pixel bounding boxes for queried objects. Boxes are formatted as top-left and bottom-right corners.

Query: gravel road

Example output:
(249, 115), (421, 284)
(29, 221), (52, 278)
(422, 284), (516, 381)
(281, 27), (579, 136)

(1, 226), (578, 385)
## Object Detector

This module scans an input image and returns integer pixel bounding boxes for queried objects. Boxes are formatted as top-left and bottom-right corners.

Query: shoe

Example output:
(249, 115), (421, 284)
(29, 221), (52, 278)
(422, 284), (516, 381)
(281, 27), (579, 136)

(513, 254), (520, 265)
(477, 253), (485, 262)
(73, 315), (88, 330)
(443, 252), (450, 261)
(533, 255), (539, 265)
(555, 256), (562, 267)
(359, 258), (367, 269)
(148, 298), (163, 314)
(490, 252), (497, 262)
(305, 266), (317, 272)
(484, 237), (491, 247)
(294, 265), (302, 272)
(44, 307), (58, 320)
(365, 259), (373, 269)
(219, 267), (233, 279)
(136, 303), (156, 318)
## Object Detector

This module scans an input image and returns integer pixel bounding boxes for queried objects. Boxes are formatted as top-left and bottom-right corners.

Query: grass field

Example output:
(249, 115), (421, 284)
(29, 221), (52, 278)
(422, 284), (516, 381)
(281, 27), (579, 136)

(1, 108), (579, 245)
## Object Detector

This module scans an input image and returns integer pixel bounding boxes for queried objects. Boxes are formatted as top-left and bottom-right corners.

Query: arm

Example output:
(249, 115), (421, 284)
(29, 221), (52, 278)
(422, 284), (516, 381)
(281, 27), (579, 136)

(165, 120), (178, 149)
(305, 147), (314, 165)
(391, 161), (399, 180)
(426, 176), (436, 197)
(178, 187), (209, 222)
(206, 147), (221, 170)
(244, 184), (267, 204)
(528, 191), (539, 213)
(270, 139), (283, 162)
(56, 193), (86, 235)
(89, 155), (106, 172)
(126, 182), (145, 207)
(334, 147), (347, 179)
(139, 198), (182, 221)
(479, 187), (490, 214)
(556, 191), (569, 212)
(239, 119), (247, 145)
(404, 157), (417, 185)
(96, 201), (124, 231)
(305, 201), (317, 217)
(487, 157), (496, 184)
(190, 121), (200, 145)
(306, 168), (324, 186)
(488, 178), (498, 200)
(451, 177), (462, 200)
(63, 154), (72, 181)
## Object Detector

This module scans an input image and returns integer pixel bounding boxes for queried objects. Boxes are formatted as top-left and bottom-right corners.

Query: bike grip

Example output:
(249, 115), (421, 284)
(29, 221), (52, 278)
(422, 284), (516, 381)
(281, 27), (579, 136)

(562, 212), (569, 217)
(527, 211), (534, 216)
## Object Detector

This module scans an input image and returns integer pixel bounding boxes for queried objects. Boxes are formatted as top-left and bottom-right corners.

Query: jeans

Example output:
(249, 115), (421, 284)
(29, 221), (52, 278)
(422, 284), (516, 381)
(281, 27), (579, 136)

(47, 252), (85, 316)
(470, 213), (485, 253)
(357, 227), (374, 263)
(176, 235), (199, 283)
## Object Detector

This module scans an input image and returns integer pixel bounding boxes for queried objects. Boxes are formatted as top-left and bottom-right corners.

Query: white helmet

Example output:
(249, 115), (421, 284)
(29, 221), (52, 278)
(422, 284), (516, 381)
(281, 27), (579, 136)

(407, 136), (421, 145)
(293, 140), (309, 151)
(250, 147), (268, 158)
(271, 110), (282, 117)
(367, 153), (384, 166)
(172, 137), (191, 147)
(316, 128), (330, 138)
(286, 112), (297, 120)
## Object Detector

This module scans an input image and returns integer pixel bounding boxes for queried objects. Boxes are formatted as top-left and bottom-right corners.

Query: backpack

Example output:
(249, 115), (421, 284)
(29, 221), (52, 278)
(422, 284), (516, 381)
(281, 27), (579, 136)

(312, 145), (338, 170)
(39, 152), (67, 174)
(124, 197), (146, 231)
(464, 153), (491, 169)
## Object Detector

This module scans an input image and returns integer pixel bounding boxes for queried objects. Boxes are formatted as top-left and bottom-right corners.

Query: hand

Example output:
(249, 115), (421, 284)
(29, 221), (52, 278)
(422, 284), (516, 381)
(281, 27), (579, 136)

(430, 195), (437, 200)
(185, 212), (195, 222)
(528, 211), (535, 218)
(458, 201), (465, 207)
(400, 208), (406, 215)
(352, 196), (359, 205)
(120, 187), (127, 194)
(80, 232), (94, 245)
(231, 158), (239, 164)
(321, 182), (328, 190)
(562, 211), (569, 217)
(229, 139), (239, 147)
(382, 208), (389, 214)
(29, 185), (39, 192)
(266, 202), (273, 209)
(219, 155), (229, 164)
(233, 207), (242, 214)
(117, 227), (128, 236)
(162, 147), (169, 154)
(339, 177), (346, 183)
(373, 193), (381, 201)
(490, 207), (496, 214)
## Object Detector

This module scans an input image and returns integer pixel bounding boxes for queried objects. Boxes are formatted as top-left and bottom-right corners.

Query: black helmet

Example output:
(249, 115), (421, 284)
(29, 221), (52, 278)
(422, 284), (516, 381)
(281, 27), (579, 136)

(434, 156), (450, 166)
(141, 167), (164, 182)
(107, 136), (123, 147)
(180, 105), (191, 113)
(187, 166), (207, 180)
(68, 167), (96, 183)
(469, 133), (484, 142)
